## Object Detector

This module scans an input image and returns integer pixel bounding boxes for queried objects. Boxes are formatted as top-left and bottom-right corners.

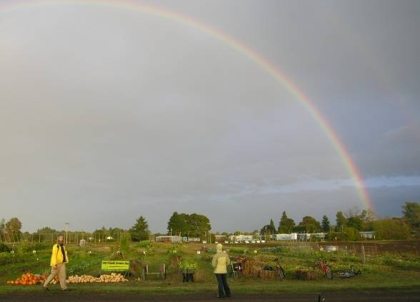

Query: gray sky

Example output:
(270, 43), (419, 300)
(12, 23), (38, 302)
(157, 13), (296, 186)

(1, 0), (419, 233)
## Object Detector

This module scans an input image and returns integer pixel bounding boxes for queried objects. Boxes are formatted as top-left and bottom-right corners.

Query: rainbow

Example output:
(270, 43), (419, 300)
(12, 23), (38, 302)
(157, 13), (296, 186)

(1, 0), (374, 211)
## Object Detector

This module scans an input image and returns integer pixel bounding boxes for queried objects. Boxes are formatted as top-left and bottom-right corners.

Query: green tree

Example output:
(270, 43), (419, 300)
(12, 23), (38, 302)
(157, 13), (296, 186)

(321, 215), (330, 232)
(359, 209), (375, 230)
(0, 219), (5, 241)
(342, 226), (361, 241)
(347, 216), (363, 231)
(187, 213), (211, 238)
(36, 226), (57, 234)
(261, 218), (276, 235)
(297, 216), (321, 233)
(269, 219), (276, 233)
(109, 227), (125, 241)
(278, 211), (295, 233)
(5, 217), (22, 242)
(260, 225), (274, 240)
(335, 211), (347, 231)
(402, 202), (420, 231)
(93, 227), (110, 242)
(346, 209), (375, 231)
(34, 226), (58, 242)
(167, 212), (189, 236)
(129, 216), (150, 242)
(167, 212), (211, 238)
(372, 218), (411, 240)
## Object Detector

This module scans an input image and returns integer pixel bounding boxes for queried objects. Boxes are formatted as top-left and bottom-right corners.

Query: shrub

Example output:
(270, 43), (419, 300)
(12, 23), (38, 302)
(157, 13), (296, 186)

(0, 243), (11, 253)
(0, 252), (26, 265)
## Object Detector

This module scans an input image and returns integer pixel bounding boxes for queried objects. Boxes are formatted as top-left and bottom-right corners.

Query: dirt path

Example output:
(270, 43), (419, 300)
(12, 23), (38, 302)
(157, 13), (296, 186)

(1, 291), (420, 302)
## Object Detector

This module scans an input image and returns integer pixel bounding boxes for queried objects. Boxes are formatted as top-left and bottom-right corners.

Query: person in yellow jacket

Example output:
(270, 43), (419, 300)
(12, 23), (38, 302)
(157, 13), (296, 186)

(43, 235), (69, 290)
(211, 243), (231, 298)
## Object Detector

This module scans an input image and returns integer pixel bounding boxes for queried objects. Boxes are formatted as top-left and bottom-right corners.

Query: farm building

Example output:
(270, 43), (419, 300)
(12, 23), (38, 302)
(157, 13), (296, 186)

(182, 237), (201, 242)
(359, 231), (376, 239)
(229, 234), (254, 243)
(297, 232), (326, 241)
(274, 233), (298, 241)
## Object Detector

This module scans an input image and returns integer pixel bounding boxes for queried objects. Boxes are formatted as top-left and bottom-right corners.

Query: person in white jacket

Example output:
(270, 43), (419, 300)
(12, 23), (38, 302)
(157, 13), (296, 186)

(211, 243), (231, 298)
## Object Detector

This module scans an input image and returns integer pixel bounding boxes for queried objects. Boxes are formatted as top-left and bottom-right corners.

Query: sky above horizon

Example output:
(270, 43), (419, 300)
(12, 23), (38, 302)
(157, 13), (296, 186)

(1, 0), (419, 233)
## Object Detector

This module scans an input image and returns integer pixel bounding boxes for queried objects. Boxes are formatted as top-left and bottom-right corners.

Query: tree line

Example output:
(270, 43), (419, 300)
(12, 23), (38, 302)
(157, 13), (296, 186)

(0, 211), (212, 243)
(260, 202), (420, 240)
(1, 202), (419, 243)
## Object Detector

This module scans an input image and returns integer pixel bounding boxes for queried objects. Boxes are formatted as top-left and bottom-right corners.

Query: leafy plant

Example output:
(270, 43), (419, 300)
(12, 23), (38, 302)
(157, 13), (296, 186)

(179, 259), (198, 271)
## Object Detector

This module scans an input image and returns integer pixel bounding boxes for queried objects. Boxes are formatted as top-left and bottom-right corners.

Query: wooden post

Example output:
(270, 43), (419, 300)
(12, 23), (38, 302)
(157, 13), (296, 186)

(361, 244), (366, 264)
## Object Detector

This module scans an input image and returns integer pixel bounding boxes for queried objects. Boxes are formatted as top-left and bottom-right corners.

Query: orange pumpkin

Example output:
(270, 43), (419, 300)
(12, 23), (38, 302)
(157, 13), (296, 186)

(7, 272), (47, 286)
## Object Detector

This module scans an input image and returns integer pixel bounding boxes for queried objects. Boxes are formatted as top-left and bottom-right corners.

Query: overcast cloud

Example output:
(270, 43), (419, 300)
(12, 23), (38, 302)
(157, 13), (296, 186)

(1, 0), (419, 232)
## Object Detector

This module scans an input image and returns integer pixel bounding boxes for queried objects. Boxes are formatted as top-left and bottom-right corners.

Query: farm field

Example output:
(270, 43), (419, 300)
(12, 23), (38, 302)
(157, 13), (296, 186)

(0, 240), (419, 298)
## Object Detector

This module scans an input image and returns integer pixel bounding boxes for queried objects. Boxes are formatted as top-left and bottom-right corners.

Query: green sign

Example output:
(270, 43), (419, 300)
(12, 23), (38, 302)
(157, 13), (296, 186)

(101, 260), (130, 271)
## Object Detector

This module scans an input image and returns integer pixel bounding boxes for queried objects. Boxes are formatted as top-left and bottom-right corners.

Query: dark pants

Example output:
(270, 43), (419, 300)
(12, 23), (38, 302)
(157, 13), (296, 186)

(215, 274), (231, 298)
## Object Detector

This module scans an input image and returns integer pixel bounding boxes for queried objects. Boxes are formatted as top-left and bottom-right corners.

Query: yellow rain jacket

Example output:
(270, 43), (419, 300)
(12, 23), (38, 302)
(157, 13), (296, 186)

(50, 244), (69, 267)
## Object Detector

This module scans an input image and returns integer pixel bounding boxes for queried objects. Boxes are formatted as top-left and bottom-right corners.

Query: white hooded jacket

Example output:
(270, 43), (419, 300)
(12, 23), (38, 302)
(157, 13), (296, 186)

(212, 243), (231, 274)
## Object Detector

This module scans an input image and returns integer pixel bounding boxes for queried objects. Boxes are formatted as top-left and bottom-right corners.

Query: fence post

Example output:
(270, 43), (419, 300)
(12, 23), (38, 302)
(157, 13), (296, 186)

(361, 244), (366, 264)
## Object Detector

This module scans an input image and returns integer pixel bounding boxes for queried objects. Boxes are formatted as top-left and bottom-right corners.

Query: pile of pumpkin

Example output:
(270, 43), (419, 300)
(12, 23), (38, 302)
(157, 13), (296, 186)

(6, 273), (128, 285)
(67, 273), (128, 284)
(6, 273), (46, 285)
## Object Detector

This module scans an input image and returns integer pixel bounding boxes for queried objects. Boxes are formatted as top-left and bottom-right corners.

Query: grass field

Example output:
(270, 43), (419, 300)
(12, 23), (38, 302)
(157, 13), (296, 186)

(0, 240), (419, 295)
